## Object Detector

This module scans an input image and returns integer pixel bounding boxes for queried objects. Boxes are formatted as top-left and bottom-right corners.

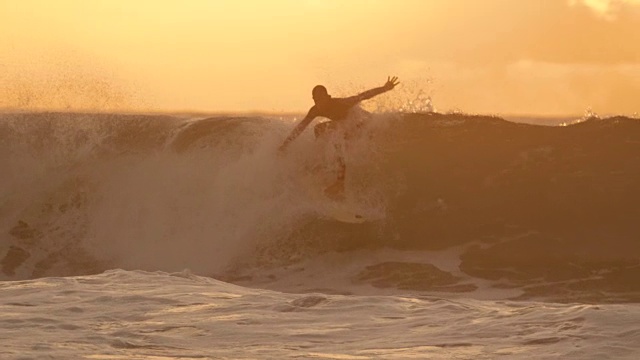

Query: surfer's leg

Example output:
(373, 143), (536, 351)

(324, 155), (346, 200)
(314, 121), (346, 200)
(314, 121), (332, 138)
(324, 115), (370, 199)
(324, 130), (347, 200)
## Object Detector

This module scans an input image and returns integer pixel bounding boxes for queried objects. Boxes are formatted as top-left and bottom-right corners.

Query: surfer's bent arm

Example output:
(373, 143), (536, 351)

(353, 86), (389, 102)
(279, 107), (317, 151)
(349, 76), (400, 104)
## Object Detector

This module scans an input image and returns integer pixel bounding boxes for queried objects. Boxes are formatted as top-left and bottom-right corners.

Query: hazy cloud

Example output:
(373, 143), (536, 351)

(389, 0), (640, 65)
(569, 0), (640, 19)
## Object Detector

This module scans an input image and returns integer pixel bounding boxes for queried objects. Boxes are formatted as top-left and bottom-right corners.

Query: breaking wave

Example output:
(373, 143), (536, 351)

(1, 111), (639, 302)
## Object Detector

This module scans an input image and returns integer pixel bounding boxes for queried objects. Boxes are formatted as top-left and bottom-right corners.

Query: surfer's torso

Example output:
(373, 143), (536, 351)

(308, 97), (358, 122)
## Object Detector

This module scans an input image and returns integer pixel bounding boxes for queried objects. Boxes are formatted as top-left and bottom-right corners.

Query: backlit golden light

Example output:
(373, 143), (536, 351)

(1, 0), (638, 115)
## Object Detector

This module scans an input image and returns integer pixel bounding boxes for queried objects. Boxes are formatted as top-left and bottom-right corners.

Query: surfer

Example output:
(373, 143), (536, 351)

(279, 76), (400, 200)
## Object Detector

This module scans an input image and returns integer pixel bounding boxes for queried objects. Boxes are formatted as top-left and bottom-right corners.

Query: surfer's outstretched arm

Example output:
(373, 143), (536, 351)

(278, 107), (317, 152)
(349, 76), (400, 103)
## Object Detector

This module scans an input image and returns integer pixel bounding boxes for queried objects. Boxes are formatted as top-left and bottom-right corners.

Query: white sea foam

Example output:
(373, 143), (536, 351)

(1, 270), (638, 359)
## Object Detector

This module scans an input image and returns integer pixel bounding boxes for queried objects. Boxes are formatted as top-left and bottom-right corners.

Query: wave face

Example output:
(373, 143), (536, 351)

(1, 111), (639, 302)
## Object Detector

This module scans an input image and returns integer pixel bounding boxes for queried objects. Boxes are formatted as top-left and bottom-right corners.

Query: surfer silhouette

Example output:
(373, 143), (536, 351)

(279, 76), (399, 200)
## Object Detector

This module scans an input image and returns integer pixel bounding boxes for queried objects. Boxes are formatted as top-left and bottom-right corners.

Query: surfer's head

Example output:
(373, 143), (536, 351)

(312, 85), (330, 105)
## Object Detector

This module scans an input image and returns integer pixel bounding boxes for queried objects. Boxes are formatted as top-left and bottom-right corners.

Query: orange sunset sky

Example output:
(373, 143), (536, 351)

(1, 0), (639, 115)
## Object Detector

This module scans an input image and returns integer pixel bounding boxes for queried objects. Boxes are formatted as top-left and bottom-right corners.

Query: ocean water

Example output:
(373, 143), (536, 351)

(1, 111), (639, 359)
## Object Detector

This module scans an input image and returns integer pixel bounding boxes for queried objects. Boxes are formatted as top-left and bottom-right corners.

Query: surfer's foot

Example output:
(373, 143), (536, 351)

(324, 181), (345, 201)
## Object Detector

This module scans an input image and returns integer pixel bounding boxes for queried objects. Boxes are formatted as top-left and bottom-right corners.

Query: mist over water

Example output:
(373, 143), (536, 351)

(1, 113), (294, 277)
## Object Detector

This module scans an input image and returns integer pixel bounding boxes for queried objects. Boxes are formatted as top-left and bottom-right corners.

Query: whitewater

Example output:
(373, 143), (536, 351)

(1, 111), (639, 359)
